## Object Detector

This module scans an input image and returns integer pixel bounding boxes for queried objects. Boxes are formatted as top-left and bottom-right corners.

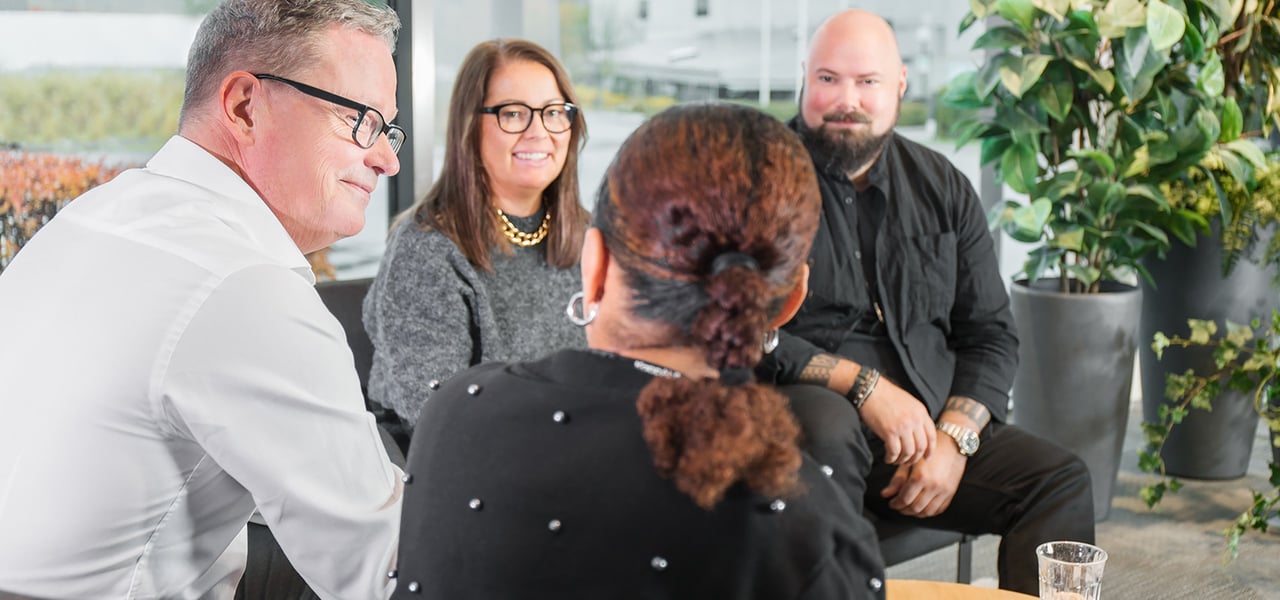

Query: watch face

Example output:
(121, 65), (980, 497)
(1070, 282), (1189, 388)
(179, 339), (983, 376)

(942, 423), (979, 455)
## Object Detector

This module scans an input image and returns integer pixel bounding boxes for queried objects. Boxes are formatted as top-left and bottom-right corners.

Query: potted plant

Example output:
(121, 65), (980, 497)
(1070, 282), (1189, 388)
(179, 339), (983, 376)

(1144, 316), (1280, 558)
(1137, 1), (1280, 481)
(945, 0), (1235, 519)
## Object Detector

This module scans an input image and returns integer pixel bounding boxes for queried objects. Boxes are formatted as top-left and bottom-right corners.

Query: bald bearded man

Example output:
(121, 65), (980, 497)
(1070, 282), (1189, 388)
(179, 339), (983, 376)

(759, 9), (1096, 594)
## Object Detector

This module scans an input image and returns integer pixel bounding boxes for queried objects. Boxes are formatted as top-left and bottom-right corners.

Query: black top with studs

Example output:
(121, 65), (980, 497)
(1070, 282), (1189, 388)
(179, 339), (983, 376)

(393, 349), (887, 599)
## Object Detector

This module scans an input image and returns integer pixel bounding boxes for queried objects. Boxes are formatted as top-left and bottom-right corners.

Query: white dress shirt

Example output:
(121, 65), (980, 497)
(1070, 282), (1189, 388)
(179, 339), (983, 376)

(0, 136), (402, 599)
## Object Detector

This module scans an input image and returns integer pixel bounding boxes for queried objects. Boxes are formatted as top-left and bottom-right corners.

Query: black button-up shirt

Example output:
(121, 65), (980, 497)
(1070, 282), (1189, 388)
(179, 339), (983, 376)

(763, 119), (1019, 421)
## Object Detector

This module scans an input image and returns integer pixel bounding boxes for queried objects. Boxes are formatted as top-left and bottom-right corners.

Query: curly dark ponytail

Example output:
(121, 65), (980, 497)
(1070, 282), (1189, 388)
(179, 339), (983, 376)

(595, 103), (822, 509)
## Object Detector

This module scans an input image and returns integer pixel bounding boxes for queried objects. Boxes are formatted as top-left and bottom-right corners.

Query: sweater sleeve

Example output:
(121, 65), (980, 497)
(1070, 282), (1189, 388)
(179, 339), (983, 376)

(364, 222), (482, 428)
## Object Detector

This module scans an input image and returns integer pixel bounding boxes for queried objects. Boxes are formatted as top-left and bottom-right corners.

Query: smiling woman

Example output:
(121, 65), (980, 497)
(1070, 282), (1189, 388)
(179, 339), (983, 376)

(362, 38), (590, 448)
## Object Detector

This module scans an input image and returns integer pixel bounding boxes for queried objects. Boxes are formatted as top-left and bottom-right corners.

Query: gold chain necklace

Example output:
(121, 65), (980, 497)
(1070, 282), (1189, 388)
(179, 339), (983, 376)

(496, 207), (551, 247)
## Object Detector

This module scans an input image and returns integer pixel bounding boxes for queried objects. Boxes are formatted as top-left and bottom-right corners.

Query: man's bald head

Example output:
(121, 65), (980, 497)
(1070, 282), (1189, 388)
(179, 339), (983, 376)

(808, 9), (903, 70)
(797, 9), (908, 179)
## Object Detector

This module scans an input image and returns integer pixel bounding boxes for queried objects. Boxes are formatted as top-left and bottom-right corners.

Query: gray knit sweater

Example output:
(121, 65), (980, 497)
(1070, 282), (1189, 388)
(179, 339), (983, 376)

(363, 209), (584, 428)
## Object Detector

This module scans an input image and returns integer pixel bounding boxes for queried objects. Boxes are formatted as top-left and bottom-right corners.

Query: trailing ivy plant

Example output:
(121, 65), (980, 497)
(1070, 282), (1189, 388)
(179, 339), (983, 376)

(1145, 317), (1280, 559)
(946, 0), (1252, 293)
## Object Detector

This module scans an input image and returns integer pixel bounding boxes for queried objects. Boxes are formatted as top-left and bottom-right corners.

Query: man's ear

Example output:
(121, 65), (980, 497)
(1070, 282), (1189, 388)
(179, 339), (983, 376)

(579, 227), (609, 305)
(770, 264), (809, 329)
(898, 63), (909, 101)
(220, 71), (262, 144)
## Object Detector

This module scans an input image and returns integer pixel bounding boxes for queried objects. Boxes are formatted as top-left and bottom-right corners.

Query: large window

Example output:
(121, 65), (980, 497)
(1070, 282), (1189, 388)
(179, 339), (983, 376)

(6, 1), (1003, 282)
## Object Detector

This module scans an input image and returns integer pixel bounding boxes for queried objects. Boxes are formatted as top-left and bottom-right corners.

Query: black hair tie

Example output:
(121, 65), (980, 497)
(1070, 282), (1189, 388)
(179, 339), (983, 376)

(719, 367), (754, 386)
(710, 252), (759, 275)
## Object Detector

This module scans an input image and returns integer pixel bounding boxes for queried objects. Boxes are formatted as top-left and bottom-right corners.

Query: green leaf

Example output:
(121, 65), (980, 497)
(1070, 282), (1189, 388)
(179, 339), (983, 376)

(1068, 149), (1117, 176)
(1220, 96), (1244, 142)
(1182, 12), (1205, 60)
(1152, 331), (1171, 359)
(970, 0), (994, 19)
(1131, 220), (1170, 245)
(996, 0), (1037, 30)
(1225, 320), (1254, 347)
(1199, 53), (1225, 96)
(1011, 197), (1053, 238)
(1146, 0), (1187, 52)
(1223, 138), (1267, 169)
(943, 72), (985, 109)
(1052, 225), (1085, 251)
(1037, 76), (1074, 122)
(1188, 318), (1218, 344)
(1000, 143), (1040, 194)
(1125, 145), (1152, 178)
(1115, 28), (1165, 103)
(981, 135), (1014, 167)
(972, 26), (1030, 50)
(999, 54), (1053, 98)
(1098, 0), (1148, 38)
(994, 105), (1050, 136)
(952, 117), (988, 150)
(977, 56), (1010, 99)
(1032, 0), (1071, 21)
(1069, 57), (1116, 93)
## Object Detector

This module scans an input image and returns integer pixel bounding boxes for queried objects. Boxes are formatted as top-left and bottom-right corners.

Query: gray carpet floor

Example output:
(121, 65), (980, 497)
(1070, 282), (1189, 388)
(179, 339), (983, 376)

(885, 401), (1279, 599)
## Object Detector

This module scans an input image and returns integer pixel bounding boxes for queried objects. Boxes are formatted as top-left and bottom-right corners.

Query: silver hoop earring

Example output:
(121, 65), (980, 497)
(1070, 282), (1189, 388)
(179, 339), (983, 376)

(565, 291), (598, 327)
(762, 329), (779, 354)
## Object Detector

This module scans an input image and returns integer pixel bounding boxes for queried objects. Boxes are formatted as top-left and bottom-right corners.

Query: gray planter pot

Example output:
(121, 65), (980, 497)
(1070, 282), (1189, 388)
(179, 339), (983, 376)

(1010, 279), (1142, 522)
(1139, 225), (1276, 480)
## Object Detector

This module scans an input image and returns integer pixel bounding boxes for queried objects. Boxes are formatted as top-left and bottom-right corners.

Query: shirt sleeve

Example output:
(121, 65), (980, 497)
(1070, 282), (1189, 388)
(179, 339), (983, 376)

(757, 329), (824, 385)
(158, 265), (401, 600)
(946, 172), (1019, 422)
(364, 225), (480, 427)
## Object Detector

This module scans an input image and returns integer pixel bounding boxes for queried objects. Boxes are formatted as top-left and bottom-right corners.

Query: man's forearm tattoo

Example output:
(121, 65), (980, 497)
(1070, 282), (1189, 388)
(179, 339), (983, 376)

(799, 353), (840, 387)
(944, 395), (991, 429)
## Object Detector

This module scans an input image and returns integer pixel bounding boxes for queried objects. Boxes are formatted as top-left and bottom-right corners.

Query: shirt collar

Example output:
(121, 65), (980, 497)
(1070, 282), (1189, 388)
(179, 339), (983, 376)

(146, 136), (314, 282)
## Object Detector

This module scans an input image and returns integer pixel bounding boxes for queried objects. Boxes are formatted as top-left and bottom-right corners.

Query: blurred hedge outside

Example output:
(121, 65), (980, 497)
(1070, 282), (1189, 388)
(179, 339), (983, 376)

(0, 69), (184, 154)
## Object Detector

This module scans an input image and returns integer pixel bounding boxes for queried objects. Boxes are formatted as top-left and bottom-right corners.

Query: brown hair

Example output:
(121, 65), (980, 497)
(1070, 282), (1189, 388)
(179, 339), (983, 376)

(400, 38), (589, 271)
(595, 103), (822, 509)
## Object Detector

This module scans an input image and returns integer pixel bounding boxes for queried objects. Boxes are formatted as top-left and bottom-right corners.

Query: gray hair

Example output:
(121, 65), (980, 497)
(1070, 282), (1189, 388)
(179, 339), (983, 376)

(180, 0), (400, 125)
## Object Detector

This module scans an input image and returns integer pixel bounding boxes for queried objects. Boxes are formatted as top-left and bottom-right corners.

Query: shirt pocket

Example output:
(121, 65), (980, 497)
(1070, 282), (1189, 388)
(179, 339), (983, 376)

(902, 232), (957, 327)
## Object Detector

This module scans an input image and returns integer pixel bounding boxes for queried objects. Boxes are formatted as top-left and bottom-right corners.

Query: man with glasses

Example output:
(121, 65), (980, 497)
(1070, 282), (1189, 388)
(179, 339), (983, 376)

(0, 1), (405, 599)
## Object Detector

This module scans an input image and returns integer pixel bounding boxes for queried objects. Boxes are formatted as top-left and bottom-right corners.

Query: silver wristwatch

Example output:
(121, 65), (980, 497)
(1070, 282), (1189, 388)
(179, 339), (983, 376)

(938, 422), (980, 456)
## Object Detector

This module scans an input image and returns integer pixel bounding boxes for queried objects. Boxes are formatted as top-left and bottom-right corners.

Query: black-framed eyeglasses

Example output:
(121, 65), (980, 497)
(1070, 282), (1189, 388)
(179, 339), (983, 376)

(479, 102), (578, 134)
(254, 73), (405, 154)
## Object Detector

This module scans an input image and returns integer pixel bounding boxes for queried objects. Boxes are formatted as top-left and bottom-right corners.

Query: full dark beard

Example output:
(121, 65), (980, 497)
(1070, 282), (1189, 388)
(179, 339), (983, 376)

(796, 108), (897, 176)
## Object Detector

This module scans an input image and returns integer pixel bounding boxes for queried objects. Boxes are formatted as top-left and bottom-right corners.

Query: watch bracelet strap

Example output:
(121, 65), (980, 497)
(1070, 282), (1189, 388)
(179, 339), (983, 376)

(938, 422), (978, 453)
(847, 366), (880, 410)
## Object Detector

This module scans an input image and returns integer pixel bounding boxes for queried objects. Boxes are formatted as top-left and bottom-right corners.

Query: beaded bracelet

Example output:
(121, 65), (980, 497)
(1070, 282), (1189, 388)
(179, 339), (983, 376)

(847, 366), (881, 410)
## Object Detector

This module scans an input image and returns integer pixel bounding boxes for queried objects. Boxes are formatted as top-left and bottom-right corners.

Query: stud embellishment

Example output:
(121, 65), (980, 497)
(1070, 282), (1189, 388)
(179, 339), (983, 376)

(406, 581), (421, 593)
(467, 383), (482, 395)
(821, 465), (834, 478)
(387, 569), (397, 579)
(428, 379), (441, 390)
(651, 556), (668, 571)
(469, 498), (483, 511)
(869, 577), (883, 591)
(769, 499), (786, 512)
(402, 474), (413, 484)
(552, 410), (568, 423)
(548, 519), (562, 532)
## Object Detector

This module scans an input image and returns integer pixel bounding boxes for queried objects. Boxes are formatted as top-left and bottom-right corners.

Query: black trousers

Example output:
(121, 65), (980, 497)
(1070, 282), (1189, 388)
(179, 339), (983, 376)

(789, 393), (1094, 595)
